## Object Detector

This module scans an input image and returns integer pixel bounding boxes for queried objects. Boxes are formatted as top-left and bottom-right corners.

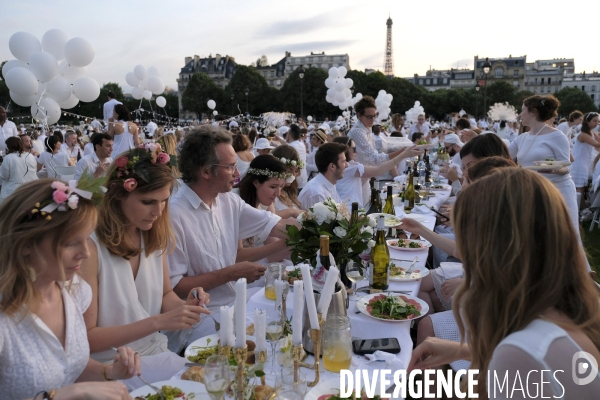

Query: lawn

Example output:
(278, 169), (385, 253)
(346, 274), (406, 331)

(581, 220), (600, 277)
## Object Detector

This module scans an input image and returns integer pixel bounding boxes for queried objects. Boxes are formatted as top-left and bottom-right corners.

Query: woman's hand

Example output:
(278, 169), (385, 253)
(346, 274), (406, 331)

(399, 146), (424, 160)
(408, 337), (470, 371)
(440, 165), (459, 182)
(398, 218), (425, 235)
(108, 346), (141, 380)
(186, 287), (210, 308)
(156, 304), (206, 331)
(54, 382), (132, 400)
(440, 278), (464, 302)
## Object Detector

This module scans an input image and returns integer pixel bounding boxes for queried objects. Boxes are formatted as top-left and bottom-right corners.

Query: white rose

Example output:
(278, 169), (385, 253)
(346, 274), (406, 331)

(336, 212), (344, 221)
(67, 194), (79, 210)
(368, 218), (377, 228)
(363, 226), (373, 235)
(280, 157), (287, 163)
(291, 160), (297, 166)
(333, 227), (347, 238)
(297, 212), (305, 224)
(312, 202), (330, 224)
(367, 240), (376, 249)
(348, 247), (353, 253)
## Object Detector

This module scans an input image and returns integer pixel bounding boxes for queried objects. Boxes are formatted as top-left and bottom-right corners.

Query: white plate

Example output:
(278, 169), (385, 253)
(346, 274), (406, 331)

(523, 164), (569, 171)
(403, 214), (430, 223)
(429, 184), (451, 191)
(368, 213), (402, 227)
(184, 334), (219, 360)
(305, 378), (344, 400)
(356, 293), (429, 322)
(129, 379), (207, 398)
(532, 160), (571, 167)
(389, 259), (430, 281)
(387, 239), (431, 252)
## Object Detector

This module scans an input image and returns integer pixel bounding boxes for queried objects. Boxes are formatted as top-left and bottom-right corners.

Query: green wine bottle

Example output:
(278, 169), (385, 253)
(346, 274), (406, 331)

(370, 216), (389, 290)
(404, 167), (416, 211)
(350, 202), (359, 226)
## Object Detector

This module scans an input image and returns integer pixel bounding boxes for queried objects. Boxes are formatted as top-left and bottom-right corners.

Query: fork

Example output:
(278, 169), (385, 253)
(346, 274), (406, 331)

(406, 257), (419, 274)
(137, 375), (165, 400)
(192, 289), (220, 332)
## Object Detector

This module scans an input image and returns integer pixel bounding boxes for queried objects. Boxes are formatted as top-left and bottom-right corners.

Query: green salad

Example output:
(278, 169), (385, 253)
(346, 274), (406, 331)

(136, 385), (186, 400)
(367, 294), (421, 320)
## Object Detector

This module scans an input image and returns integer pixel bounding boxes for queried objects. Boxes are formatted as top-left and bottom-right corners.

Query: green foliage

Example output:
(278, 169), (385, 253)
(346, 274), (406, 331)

(182, 72), (225, 118)
(224, 65), (276, 115)
(555, 87), (598, 116)
(279, 67), (338, 119)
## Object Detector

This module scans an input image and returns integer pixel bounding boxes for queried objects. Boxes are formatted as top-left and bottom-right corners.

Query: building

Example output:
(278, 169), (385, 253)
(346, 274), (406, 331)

(177, 54), (237, 118)
(533, 58), (575, 75)
(255, 54), (287, 89)
(561, 72), (600, 108)
(450, 69), (475, 89)
(474, 55), (527, 90)
(409, 69), (452, 91)
(285, 51), (351, 75)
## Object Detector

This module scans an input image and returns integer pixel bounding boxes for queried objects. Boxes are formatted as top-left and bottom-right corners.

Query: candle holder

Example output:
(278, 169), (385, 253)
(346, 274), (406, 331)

(234, 345), (248, 400)
(218, 345), (232, 359)
(256, 350), (267, 386)
(291, 344), (303, 383)
(302, 313), (324, 387)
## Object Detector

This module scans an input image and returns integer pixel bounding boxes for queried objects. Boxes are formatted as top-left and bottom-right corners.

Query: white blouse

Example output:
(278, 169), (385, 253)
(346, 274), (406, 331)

(0, 276), (92, 400)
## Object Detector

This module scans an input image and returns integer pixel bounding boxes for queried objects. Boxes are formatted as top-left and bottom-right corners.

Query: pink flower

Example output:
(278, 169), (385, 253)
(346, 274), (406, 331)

(138, 144), (145, 149)
(157, 153), (170, 164)
(51, 181), (68, 192)
(115, 157), (129, 168)
(123, 178), (138, 192)
(52, 189), (69, 204)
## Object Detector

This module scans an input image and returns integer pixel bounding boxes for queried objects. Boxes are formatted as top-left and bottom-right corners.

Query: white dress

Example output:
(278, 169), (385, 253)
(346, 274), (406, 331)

(37, 151), (70, 178)
(274, 196), (300, 211)
(111, 120), (135, 159)
(0, 277), (91, 400)
(571, 137), (595, 187)
(236, 153), (252, 177)
(0, 152), (38, 203)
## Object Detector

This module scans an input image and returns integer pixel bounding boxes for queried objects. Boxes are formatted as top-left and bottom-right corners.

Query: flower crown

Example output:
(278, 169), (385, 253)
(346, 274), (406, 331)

(21, 172), (106, 223)
(112, 143), (178, 192)
(247, 167), (292, 180)
(275, 157), (305, 169)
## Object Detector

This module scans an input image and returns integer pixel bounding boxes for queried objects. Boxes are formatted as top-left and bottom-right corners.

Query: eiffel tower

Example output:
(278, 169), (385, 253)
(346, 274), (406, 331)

(384, 15), (394, 77)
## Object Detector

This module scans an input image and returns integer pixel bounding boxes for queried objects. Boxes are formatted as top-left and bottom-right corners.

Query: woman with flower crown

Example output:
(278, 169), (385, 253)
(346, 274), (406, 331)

(80, 144), (210, 390)
(0, 179), (139, 400)
(271, 145), (305, 212)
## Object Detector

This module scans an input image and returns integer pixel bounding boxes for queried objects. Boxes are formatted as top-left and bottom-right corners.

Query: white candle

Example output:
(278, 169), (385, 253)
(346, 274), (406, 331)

(227, 306), (236, 347)
(235, 278), (247, 348)
(292, 280), (304, 346)
(219, 306), (228, 346)
(300, 264), (319, 330)
(317, 266), (339, 321)
(254, 309), (267, 352)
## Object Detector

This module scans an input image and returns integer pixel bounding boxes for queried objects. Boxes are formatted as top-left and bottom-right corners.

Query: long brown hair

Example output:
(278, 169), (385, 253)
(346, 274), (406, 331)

(271, 145), (302, 209)
(96, 150), (175, 259)
(452, 168), (600, 396)
(0, 179), (98, 316)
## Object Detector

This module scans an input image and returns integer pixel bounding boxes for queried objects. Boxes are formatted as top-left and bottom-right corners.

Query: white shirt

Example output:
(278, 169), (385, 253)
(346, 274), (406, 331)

(74, 152), (112, 180)
(409, 123), (430, 138)
(0, 277), (91, 400)
(83, 142), (94, 156)
(288, 140), (308, 188)
(348, 120), (390, 166)
(103, 98), (122, 123)
(306, 148), (318, 178)
(90, 119), (103, 130)
(335, 161), (365, 208)
(0, 120), (19, 153)
(61, 143), (83, 160)
(557, 121), (570, 135)
(168, 184), (281, 309)
(0, 152), (38, 203)
(37, 152), (71, 178)
(298, 173), (342, 210)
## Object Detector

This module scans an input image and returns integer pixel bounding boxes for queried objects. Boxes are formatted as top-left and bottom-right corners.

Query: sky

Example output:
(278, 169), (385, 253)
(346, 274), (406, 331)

(1, 0), (596, 95)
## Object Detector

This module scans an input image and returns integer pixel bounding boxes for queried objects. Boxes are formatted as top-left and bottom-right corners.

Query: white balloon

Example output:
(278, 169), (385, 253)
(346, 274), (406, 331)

(125, 72), (140, 87)
(61, 65), (87, 84)
(9, 32), (42, 63)
(415, 101), (421, 106)
(326, 88), (336, 97)
(5, 67), (38, 96)
(332, 99), (339, 106)
(41, 29), (69, 61)
(131, 87), (144, 100)
(328, 67), (338, 79)
(213, 110), (218, 116)
(343, 88), (351, 97)
(380, 113), (389, 120)
(307, 116), (313, 122)
(46, 77), (72, 102)
(139, 78), (148, 90)
(207, 100), (216, 110)
(335, 92), (346, 103)
(2, 60), (28, 78)
(324, 78), (335, 88)
(58, 93), (79, 109)
(378, 90), (386, 97)
(345, 78), (353, 89)
(355, 93), (363, 100)
(147, 76), (165, 95)
(10, 91), (38, 107)
(64, 37), (95, 67)
(143, 90), (152, 100)
(337, 66), (347, 78)
(345, 98), (354, 109)
(386, 94), (393, 103)
(334, 81), (345, 92)
(339, 104), (346, 110)
(147, 66), (161, 78)
(29, 51), (59, 83)
(31, 97), (61, 125)
(342, 111), (348, 117)
(72, 77), (100, 102)
(134, 65), (146, 81)
(325, 95), (334, 103)
(156, 96), (167, 108)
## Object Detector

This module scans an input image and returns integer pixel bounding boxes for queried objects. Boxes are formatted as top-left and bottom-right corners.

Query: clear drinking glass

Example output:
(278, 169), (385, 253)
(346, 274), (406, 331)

(345, 261), (364, 300)
(275, 367), (307, 399)
(322, 315), (352, 373)
(265, 316), (284, 375)
(203, 355), (231, 400)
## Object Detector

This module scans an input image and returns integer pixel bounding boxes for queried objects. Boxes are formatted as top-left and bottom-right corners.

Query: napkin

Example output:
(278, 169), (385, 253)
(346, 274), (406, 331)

(411, 205), (433, 214)
(364, 350), (405, 370)
(436, 262), (464, 280)
(393, 174), (407, 184)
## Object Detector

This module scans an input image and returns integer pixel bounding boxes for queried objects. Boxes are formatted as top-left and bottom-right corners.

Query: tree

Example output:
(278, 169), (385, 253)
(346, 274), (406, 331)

(224, 65), (272, 115)
(485, 81), (517, 109)
(279, 67), (339, 120)
(0, 61), (10, 110)
(182, 73), (225, 118)
(555, 87), (598, 116)
(76, 82), (124, 121)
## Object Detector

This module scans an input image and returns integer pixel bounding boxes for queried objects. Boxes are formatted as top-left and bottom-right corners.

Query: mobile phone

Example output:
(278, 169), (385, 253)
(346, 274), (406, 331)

(352, 338), (401, 355)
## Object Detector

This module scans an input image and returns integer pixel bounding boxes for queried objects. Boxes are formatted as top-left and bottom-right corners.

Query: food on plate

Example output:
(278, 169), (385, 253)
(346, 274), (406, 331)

(181, 366), (204, 383)
(253, 385), (275, 400)
(366, 294), (422, 320)
(286, 267), (302, 284)
(431, 184), (446, 189)
(389, 263), (421, 279)
(388, 239), (425, 249)
(187, 338), (218, 364)
(384, 216), (401, 226)
(134, 385), (185, 400)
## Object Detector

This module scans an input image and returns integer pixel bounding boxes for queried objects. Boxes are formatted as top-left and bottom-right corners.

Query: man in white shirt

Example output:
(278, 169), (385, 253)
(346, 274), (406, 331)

(299, 142), (347, 209)
(18, 133), (39, 157)
(74, 133), (113, 180)
(167, 126), (295, 339)
(285, 124), (308, 189)
(90, 117), (103, 131)
(409, 114), (430, 138)
(306, 129), (326, 180)
(0, 107), (19, 154)
(103, 91), (122, 124)
(61, 130), (83, 163)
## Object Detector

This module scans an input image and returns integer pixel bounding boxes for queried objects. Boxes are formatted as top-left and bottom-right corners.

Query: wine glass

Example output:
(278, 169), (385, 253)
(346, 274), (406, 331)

(345, 261), (364, 300)
(274, 367), (307, 399)
(203, 355), (231, 400)
(265, 316), (284, 375)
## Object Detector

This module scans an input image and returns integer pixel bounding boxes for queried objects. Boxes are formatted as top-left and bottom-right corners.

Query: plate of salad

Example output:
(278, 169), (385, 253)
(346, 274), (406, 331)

(387, 239), (431, 252)
(356, 293), (428, 322)
(389, 260), (429, 281)
(131, 380), (206, 399)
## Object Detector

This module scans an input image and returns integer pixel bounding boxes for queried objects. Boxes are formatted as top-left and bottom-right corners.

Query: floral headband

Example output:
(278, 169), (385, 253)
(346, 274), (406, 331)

(112, 143), (178, 192)
(247, 167), (292, 180)
(275, 156), (305, 169)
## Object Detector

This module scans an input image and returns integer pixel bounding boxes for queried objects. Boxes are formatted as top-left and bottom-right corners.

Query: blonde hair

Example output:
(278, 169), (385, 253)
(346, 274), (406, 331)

(157, 134), (181, 177)
(453, 168), (600, 396)
(96, 150), (176, 259)
(0, 179), (98, 316)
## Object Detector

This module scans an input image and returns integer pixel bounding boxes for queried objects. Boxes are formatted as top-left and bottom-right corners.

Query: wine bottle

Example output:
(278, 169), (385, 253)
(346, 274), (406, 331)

(404, 167), (416, 211)
(370, 216), (389, 290)
(320, 235), (331, 271)
(366, 188), (381, 215)
(382, 185), (395, 237)
(350, 202), (359, 225)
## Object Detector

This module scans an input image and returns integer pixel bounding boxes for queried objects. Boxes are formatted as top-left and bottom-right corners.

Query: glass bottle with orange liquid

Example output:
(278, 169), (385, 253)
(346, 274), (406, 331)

(264, 262), (283, 300)
(322, 315), (352, 372)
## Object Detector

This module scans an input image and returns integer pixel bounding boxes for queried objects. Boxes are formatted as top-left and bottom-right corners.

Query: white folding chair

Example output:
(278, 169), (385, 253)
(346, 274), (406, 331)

(54, 166), (76, 182)
(589, 189), (600, 232)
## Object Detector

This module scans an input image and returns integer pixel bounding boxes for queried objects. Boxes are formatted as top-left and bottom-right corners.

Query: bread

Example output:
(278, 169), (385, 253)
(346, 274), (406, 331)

(246, 323), (255, 336)
(246, 340), (256, 364)
(181, 366), (204, 383)
(253, 385), (275, 400)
